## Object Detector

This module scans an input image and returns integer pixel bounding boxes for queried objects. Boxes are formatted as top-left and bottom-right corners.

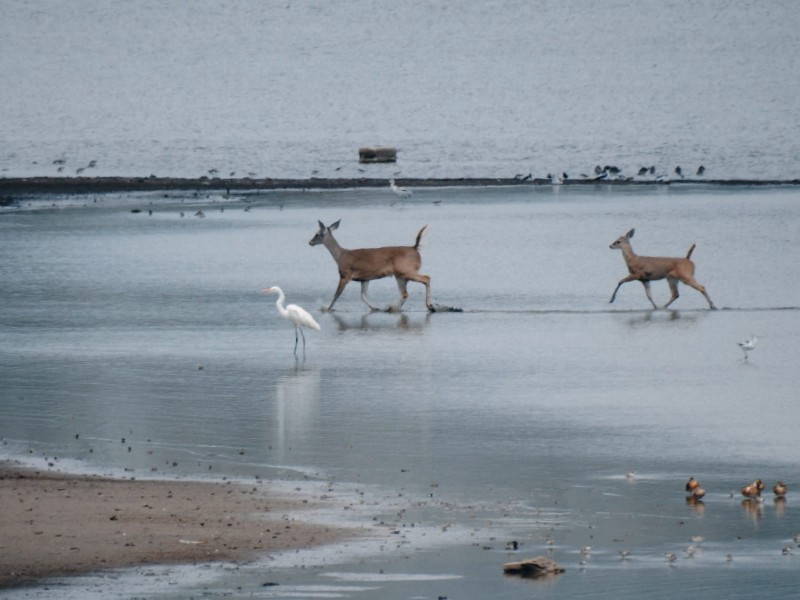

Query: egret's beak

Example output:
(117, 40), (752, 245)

(261, 287), (273, 294)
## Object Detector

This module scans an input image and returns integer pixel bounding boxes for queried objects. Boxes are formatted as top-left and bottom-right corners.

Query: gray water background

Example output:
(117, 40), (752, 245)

(1, 184), (799, 599)
(2, 0), (800, 181)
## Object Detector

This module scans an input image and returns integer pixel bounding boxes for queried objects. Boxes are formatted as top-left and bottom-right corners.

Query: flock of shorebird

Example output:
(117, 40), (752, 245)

(682, 476), (795, 560)
(685, 476), (788, 501)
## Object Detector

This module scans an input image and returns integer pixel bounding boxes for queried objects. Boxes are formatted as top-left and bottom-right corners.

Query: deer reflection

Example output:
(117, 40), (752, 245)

(625, 309), (700, 328)
(328, 311), (431, 332)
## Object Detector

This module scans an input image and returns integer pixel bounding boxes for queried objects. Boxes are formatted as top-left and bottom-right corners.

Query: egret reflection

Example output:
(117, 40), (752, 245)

(273, 366), (321, 461)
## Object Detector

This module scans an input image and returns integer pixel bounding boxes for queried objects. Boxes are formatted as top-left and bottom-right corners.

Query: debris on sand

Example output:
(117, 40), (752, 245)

(503, 556), (565, 577)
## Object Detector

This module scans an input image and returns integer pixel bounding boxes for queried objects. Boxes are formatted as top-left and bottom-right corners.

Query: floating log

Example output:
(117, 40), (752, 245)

(358, 146), (397, 163)
(503, 556), (565, 577)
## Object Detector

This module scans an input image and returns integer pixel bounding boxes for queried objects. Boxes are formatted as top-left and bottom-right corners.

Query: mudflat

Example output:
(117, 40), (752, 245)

(0, 464), (361, 588)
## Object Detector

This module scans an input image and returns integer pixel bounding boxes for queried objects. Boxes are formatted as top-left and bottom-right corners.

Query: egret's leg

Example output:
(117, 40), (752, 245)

(300, 328), (307, 357)
(293, 326), (299, 355)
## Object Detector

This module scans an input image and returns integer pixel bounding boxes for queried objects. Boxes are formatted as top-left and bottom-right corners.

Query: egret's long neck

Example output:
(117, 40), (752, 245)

(273, 289), (289, 318)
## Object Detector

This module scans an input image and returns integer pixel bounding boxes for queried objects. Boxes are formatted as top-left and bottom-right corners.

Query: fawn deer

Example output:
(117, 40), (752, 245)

(609, 229), (716, 309)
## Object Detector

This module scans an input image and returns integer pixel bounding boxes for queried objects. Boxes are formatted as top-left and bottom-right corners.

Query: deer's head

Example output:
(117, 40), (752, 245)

(309, 220), (340, 246)
(610, 228), (635, 250)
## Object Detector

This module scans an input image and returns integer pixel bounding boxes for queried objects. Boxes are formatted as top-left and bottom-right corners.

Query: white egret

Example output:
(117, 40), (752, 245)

(262, 286), (321, 355)
(738, 335), (757, 361)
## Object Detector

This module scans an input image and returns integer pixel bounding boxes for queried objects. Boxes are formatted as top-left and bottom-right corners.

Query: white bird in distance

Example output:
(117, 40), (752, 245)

(389, 178), (412, 199)
(738, 335), (757, 361)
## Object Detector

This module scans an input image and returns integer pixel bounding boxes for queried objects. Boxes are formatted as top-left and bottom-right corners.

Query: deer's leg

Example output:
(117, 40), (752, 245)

(360, 281), (380, 311)
(610, 275), (636, 304)
(680, 276), (717, 310)
(387, 277), (409, 312)
(663, 277), (680, 309)
(405, 273), (433, 311)
(640, 280), (659, 309)
(324, 277), (350, 312)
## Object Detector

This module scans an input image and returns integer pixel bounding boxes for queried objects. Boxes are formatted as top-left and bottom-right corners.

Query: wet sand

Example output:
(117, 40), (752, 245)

(0, 463), (362, 589)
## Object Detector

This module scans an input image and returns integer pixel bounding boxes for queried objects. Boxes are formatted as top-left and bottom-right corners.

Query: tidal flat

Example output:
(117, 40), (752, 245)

(1, 184), (799, 599)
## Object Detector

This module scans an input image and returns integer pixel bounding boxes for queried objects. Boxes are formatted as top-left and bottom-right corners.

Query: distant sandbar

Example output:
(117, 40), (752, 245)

(2, 175), (799, 197)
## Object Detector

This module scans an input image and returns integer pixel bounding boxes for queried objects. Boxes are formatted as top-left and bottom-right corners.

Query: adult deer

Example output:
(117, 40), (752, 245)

(309, 220), (434, 312)
(609, 229), (716, 310)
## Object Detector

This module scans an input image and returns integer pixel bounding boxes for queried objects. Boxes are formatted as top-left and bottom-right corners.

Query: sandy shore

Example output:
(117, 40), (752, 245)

(0, 463), (362, 589)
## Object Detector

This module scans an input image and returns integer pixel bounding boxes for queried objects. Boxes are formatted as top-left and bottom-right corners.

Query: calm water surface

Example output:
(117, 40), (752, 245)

(1, 185), (799, 599)
(2, 0), (800, 180)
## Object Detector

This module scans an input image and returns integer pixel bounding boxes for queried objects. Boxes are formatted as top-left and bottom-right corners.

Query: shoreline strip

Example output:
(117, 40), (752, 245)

(0, 463), (362, 589)
(2, 175), (800, 196)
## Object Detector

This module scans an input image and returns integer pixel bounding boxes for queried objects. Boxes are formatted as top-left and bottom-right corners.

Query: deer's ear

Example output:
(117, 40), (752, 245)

(318, 220), (326, 231)
(329, 220), (340, 230)
(626, 228), (635, 239)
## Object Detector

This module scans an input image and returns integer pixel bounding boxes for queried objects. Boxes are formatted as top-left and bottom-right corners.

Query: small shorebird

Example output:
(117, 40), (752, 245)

(773, 481), (788, 497)
(741, 479), (764, 498)
(389, 178), (412, 199)
(738, 335), (757, 360)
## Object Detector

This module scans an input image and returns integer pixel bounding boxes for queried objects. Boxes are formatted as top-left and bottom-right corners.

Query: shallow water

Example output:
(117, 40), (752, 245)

(1, 185), (799, 598)
(2, 0), (800, 180)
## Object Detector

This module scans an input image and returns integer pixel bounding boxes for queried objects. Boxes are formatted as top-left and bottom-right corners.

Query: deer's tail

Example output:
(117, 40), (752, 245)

(414, 225), (429, 250)
(686, 243), (696, 259)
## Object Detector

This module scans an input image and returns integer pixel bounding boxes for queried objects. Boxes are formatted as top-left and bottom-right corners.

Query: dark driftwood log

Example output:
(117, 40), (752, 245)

(358, 146), (397, 163)
(503, 556), (565, 577)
